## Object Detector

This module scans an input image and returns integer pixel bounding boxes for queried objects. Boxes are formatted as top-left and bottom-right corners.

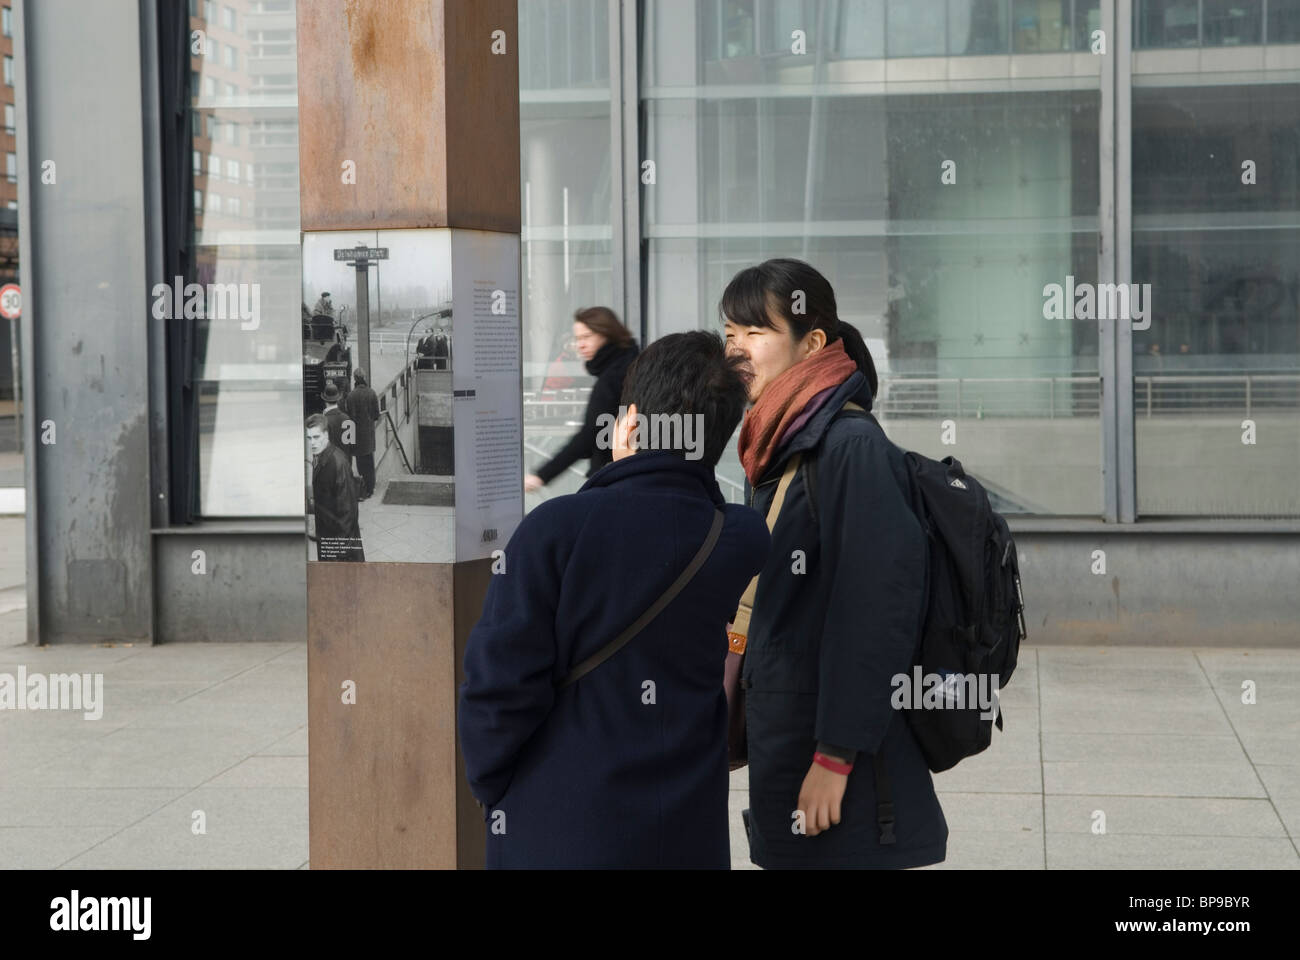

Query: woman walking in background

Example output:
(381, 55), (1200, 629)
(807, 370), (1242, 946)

(723, 257), (946, 869)
(525, 306), (639, 492)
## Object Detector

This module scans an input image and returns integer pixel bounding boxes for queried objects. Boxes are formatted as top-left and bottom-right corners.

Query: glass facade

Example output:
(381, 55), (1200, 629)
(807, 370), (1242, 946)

(1132, 83), (1300, 516)
(641, 0), (1103, 513)
(189, 0), (302, 517)
(511, 0), (1300, 521)
(519, 0), (616, 500)
(173, 0), (1300, 523)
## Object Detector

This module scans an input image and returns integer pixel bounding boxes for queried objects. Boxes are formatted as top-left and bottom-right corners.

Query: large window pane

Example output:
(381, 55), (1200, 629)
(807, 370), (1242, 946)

(1269, 0), (1300, 42)
(888, 0), (947, 56)
(519, 0), (617, 502)
(642, 0), (1103, 518)
(838, 0), (886, 58)
(949, 0), (1009, 54)
(1073, 0), (1102, 50)
(1202, 0), (1263, 45)
(189, 0), (301, 516)
(1136, 0), (1201, 48)
(1133, 84), (1300, 517)
(1013, 0), (1071, 53)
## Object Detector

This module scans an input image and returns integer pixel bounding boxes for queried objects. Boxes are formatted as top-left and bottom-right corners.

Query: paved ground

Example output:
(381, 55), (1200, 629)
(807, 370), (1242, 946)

(2, 513), (1297, 868)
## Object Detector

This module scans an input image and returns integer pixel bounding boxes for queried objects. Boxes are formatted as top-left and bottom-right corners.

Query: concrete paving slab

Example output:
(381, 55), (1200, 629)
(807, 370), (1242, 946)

(1044, 795), (1289, 838)
(1272, 797), (1300, 840)
(207, 756), (308, 789)
(1, 639), (1295, 869)
(922, 830), (1045, 869)
(1042, 733), (1246, 763)
(100, 698), (305, 736)
(0, 641), (148, 669)
(932, 791), (1042, 834)
(1254, 765), (1300, 799)
(933, 761), (1044, 794)
(1041, 700), (1234, 736)
(1038, 661), (1210, 691)
(1196, 650), (1300, 670)
(256, 724), (308, 757)
(21, 726), (284, 789)
(1046, 833), (1300, 869)
(0, 787), (181, 828)
(0, 826), (122, 869)
(1236, 733), (1300, 765)
(57, 787), (309, 870)
(1045, 761), (1266, 798)
(1039, 647), (1207, 667)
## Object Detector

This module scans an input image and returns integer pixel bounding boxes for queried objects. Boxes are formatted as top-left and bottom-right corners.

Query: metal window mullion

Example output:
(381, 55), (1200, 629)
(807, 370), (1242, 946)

(1098, 0), (1119, 522)
(613, 0), (641, 340)
(13, 0), (38, 644)
(608, 0), (624, 326)
(1115, 0), (1137, 521)
(141, 0), (170, 532)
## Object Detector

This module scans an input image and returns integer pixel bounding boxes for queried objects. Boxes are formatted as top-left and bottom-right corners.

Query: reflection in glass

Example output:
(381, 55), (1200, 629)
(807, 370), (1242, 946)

(189, 1), (302, 517)
(949, 0), (1009, 54)
(1133, 84), (1300, 517)
(887, 0), (946, 56)
(1270, 0), (1300, 43)
(643, 54), (1103, 514)
(1013, 0), (1071, 53)
(1136, 0), (1201, 48)
(1201, 0), (1263, 46)
(519, 1), (617, 502)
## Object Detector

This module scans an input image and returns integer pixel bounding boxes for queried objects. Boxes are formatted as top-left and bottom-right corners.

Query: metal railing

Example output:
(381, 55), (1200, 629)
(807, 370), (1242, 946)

(375, 357), (418, 474)
(522, 373), (1300, 421)
(523, 432), (747, 504)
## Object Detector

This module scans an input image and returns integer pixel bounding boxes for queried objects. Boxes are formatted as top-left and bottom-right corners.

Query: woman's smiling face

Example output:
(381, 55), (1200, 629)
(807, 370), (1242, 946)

(724, 308), (818, 404)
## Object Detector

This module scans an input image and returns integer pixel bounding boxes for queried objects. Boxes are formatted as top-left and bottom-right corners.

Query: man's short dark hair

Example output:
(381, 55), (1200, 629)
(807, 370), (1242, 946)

(618, 331), (750, 468)
(305, 413), (327, 431)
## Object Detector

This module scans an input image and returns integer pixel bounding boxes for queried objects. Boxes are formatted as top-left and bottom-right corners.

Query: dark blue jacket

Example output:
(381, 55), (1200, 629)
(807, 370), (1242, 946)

(742, 371), (947, 869)
(458, 450), (770, 868)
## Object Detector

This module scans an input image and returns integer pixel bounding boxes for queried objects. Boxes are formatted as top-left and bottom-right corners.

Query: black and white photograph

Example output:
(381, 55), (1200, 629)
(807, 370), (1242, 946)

(302, 229), (456, 563)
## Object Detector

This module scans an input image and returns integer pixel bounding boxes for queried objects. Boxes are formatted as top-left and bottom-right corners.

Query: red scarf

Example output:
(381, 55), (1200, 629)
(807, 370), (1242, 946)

(737, 338), (858, 485)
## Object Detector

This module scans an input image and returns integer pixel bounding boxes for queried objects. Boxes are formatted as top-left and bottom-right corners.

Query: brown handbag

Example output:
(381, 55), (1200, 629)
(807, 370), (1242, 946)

(725, 453), (802, 771)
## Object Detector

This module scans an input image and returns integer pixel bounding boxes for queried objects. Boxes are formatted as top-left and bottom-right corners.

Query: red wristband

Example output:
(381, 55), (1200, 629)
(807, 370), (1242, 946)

(813, 751), (853, 775)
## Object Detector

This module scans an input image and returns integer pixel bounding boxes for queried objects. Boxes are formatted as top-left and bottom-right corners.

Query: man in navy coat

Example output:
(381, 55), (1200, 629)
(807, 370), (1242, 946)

(459, 331), (770, 868)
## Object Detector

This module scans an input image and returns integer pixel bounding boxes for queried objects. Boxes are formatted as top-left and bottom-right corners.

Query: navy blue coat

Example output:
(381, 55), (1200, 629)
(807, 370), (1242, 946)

(742, 371), (947, 869)
(458, 450), (770, 868)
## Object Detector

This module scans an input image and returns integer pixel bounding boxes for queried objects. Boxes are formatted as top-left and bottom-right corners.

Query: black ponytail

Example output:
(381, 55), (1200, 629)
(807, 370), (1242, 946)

(719, 257), (877, 402)
(833, 318), (878, 401)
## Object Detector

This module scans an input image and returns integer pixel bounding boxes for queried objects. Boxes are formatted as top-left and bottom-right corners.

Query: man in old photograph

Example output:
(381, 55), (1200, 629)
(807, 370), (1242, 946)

(344, 367), (381, 501)
(306, 413), (364, 562)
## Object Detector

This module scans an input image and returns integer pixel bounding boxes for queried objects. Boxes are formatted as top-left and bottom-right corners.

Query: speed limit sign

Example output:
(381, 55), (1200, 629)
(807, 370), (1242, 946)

(0, 283), (20, 320)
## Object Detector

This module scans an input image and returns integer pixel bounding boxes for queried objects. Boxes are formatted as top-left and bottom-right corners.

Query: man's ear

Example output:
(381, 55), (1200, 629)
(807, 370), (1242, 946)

(615, 402), (639, 453)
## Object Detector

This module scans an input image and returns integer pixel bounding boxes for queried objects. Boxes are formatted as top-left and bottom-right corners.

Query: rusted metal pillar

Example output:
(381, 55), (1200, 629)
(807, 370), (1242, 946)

(297, 0), (520, 869)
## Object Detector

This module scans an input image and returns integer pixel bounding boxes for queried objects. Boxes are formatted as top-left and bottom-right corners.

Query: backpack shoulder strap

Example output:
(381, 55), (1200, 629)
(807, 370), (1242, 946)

(800, 400), (872, 524)
(559, 507), (726, 688)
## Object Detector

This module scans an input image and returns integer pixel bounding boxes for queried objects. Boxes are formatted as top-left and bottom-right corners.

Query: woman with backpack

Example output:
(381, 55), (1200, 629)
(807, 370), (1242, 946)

(722, 258), (947, 869)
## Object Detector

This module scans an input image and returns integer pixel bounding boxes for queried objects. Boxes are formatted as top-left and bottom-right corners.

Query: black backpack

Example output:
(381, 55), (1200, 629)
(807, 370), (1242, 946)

(802, 404), (1027, 840)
